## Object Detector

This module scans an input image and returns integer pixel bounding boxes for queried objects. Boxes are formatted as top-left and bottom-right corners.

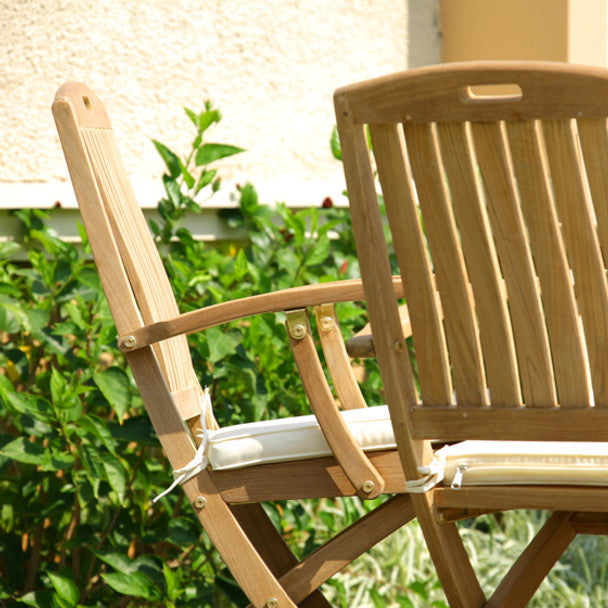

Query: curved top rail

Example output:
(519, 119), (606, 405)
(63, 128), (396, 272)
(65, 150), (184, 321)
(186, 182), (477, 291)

(335, 61), (608, 124)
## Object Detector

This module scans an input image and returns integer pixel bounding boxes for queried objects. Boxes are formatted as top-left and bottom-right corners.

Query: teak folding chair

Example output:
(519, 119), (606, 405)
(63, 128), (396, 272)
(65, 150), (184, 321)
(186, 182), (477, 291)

(52, 83), (418, 607)
(336, 61), (608, 607)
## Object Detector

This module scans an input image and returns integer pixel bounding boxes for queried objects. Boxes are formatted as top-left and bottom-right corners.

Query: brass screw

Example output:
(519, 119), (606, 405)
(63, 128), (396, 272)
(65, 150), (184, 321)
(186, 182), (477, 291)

(394, 339), (405, 353)
(193, 496), (207, 509)
(361, 480), (375, 494)
(290, 323), (306, 340)
(266, 599), (279, 608)
(319, 315), (334, 332)
(122, 335), (136, 349)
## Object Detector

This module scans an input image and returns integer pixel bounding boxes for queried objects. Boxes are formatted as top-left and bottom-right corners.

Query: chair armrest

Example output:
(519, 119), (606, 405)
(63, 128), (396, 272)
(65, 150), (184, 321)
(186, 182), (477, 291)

(346, 304), (412, 358)
(119, 276), (404, 351)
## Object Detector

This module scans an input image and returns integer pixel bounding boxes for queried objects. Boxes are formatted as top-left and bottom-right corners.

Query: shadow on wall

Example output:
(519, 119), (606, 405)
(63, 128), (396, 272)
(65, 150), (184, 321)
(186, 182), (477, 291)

(408, 0), (442, 68)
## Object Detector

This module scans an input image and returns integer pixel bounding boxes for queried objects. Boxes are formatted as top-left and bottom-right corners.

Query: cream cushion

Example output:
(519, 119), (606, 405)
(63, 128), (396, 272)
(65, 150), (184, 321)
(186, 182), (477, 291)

(206, 407), (608, 490)
(437, 440), (608, 488)
(207, 405), (395, 470)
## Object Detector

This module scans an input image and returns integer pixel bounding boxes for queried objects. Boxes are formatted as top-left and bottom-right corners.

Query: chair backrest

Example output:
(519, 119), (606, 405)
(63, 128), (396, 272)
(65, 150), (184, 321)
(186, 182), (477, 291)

(52, 82), (206, 424)
(336, 61), (608, 463)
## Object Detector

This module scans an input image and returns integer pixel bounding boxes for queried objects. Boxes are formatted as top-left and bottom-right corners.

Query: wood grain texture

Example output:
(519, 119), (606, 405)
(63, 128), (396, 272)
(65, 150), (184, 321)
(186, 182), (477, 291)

(314, 304), (367, 410)
(404, 121), (486, 406)
(542, 119), (608, 406)
(471, 121), (555, 407)
(506, 119), (589, 407)
(118, 276), (405, 351)
(287, 311), (384, 498)
(437, 121), (520, 407)
(370, 123), (452, 405)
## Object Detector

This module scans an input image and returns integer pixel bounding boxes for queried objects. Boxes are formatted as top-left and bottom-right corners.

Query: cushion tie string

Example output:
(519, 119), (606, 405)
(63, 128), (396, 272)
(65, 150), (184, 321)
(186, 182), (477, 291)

(153, 387), (213, 503)
(404, 449), (447, 494)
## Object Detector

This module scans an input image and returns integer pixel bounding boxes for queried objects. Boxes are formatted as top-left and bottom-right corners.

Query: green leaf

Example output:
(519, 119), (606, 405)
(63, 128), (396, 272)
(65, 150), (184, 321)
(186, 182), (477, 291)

(195, 143), (244, 166)
(163, 563), (181, 602)
(206, 326), (242, 363)
(179, 159), (196, 189)
(239, 182), (259, 214)
(93, 551), (133, 573)
(195, 168), (217, 194)
(152, 140), (181, 178)
(184, 107), (198, 127)
(102, 571), (161, 600)
(50, 368), (67, 406)
(197, 108), (221, 133)
(1, 437), (45, 465)
(306, 237), (330, 266)
(100, 452), (126, 501)
(93, 367), (131, 422)
(77, 415), (116, 454)
(330, 125), (342, 160)
(41, 449), (76, 472)
(1, 388), (53, 422)
(17, 589), (55, 608)
(48, 571), (79, 607)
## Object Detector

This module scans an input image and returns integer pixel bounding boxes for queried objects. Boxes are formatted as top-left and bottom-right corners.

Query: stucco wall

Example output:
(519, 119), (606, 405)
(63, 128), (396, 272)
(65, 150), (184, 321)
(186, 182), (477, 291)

(0, 0), (441, 207)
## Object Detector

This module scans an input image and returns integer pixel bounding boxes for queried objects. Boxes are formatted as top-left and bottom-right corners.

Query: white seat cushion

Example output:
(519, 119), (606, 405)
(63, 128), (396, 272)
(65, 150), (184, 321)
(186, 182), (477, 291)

(438, 440), (608, 489)
(207, 408), (608, 490)
(207, 405), (395, 470)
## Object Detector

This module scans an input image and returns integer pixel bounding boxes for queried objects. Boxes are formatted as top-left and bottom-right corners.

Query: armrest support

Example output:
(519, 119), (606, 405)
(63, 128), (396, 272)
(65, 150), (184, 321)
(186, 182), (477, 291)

(119, 276), (404, 351)
(286, 309), (385, 499)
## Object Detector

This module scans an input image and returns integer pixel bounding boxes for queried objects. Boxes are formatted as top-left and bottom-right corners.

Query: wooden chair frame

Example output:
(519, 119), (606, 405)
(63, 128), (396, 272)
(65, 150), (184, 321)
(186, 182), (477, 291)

(53, 82), (414, 608)
(336, 61), (608, 607)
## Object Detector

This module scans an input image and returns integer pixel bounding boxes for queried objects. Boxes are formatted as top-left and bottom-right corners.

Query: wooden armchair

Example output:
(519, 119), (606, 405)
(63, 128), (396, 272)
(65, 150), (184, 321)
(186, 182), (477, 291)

(336, 61), (608, 607)
(52, 83), (415, 607)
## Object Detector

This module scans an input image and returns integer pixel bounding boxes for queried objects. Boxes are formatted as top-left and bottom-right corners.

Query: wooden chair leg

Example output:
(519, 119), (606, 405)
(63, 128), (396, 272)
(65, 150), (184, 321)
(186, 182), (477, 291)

(241, 495), (416, 608)
(277, 495), (415, 604)
(231, 502), (332, 608)
(416, 494), (487, 608)
(182, 474), (299, 608)
(485, 511), (576, 608)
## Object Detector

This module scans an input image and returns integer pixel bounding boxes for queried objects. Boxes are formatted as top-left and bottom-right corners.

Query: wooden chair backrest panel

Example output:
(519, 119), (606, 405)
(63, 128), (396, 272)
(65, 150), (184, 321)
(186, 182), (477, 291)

(435, 121), (520, 407)
(369, 124), (452, 406)
(337, 62), (608, 442)
(53, 83), (203, 422)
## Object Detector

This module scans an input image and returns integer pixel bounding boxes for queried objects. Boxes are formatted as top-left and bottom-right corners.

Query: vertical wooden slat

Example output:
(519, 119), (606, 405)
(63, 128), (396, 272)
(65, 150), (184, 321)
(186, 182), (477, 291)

(403, 122), (486, 406)
(437, 122), (520, 407)
(542, 119), (608, 407)
(471, 121), (556, 407)
(507, 120), (590, 407)
(370, 123), (452, 406)
(335, 94), (429, 486)
(577, 118), (608, 271)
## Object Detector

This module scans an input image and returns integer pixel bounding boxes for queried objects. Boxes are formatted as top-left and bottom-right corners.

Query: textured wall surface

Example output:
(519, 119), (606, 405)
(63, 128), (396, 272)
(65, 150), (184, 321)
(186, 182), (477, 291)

(1, 0), (441, 205)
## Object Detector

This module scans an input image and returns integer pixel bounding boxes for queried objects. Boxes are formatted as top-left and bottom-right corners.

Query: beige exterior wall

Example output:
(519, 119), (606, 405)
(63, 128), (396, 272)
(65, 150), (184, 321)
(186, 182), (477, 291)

(441, 0), (608, 66)
(1, 1), (441, 209)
